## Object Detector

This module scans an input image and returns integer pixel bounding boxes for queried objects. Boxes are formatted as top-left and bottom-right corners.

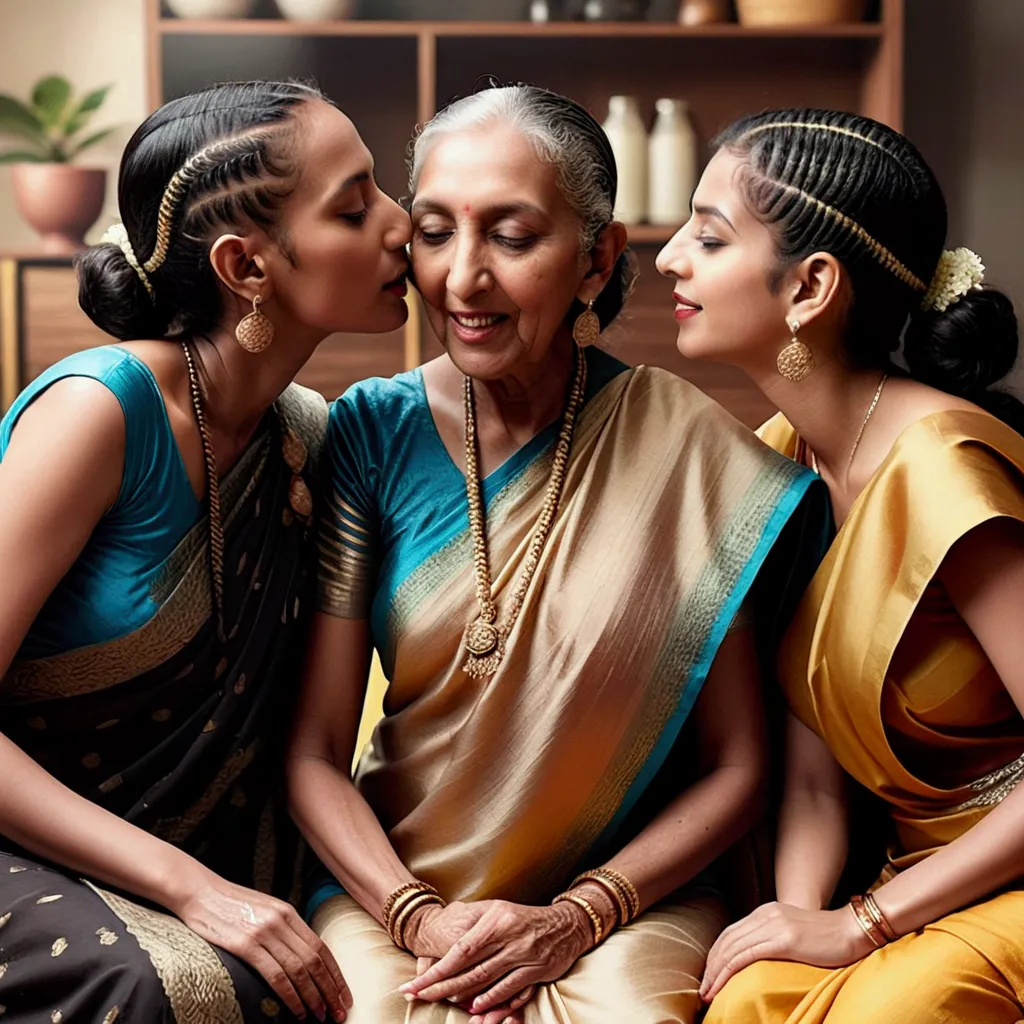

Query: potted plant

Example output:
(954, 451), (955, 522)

(0, 76), (116, 253)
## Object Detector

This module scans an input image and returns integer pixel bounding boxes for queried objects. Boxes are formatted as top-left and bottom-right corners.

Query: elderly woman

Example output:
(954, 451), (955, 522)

(287, 85), (826, 1024)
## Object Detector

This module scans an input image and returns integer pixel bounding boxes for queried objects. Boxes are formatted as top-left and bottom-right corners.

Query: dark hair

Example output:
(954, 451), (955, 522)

(76, 80), (329, 342)
(714, 108), (1023, 433)
(410, 83), (639, 330)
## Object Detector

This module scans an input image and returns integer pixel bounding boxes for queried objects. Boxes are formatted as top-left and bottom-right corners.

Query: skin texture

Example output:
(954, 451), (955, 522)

(0, 98), (410, 1023)
(288, 120), (769, 1024)
(656, 148), (1024, 1004)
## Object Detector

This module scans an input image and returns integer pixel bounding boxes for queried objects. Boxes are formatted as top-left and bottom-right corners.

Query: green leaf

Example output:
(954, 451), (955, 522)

(0, 95), (47, 145)
(67, 126), (117, 158)
(31, 75), (72, 129)
(64, 85), (111, 137)
(0, 150), (51, 163)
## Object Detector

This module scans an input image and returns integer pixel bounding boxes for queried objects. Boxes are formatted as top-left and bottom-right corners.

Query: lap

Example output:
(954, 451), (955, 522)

(0, 849), (295, 1023)
(313, 886), (728, 1024)
(706, 889), (1024, 1024)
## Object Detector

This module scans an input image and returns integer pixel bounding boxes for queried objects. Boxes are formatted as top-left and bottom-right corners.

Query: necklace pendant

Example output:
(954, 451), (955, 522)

(463, 628), (504, 677)
(464, 619), (500, 657)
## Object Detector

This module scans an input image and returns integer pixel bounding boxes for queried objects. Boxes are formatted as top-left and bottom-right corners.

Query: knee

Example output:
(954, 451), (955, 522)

(703, 960), (796, 1024)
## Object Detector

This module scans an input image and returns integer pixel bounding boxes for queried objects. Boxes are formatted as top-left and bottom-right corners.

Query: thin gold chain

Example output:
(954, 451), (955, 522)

(808, 373), (888, 477)
(462, 347), (587, 675)
(181, 341), (225, 636)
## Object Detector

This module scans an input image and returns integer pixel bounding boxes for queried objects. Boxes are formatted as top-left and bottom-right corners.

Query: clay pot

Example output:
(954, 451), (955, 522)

(165, 0), (254, 17)
(10, 164), (107, 254)
(736, 0), (868, 25)
(678, 0), (732, 25)
(275, 0), (354, 17)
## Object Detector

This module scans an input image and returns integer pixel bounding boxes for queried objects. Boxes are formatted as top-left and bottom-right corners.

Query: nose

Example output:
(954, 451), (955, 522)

(382, 193), (412, 251)
(445, 231), (491, 302)
(655, 225), (690, 279)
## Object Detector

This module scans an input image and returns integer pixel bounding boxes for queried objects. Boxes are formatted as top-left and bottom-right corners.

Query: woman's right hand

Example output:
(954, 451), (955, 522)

(167, 868), (352, 1022)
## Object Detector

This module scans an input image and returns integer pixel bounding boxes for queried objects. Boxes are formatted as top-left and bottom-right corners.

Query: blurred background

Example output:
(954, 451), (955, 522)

(1, 0), (1021, 426)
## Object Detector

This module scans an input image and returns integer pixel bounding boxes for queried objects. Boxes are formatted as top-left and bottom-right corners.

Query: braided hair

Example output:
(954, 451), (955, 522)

(77, 80), (329, 341)
(714, 109), (1022, 432)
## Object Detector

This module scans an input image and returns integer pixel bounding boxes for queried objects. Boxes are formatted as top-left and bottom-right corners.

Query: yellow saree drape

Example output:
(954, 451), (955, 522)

(314, 359), (825, 1023)
(708, 409), (1024, 1024)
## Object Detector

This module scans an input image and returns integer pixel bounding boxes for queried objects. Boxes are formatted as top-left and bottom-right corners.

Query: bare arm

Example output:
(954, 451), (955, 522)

(873, 517), (1024, 933)
(774, 712), (849, 910)
(287, 611), (416, 921)
(0, 381), (349, 1022)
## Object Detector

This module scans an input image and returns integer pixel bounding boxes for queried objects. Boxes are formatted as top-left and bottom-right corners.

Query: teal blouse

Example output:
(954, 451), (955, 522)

(0, 347), (201, 659)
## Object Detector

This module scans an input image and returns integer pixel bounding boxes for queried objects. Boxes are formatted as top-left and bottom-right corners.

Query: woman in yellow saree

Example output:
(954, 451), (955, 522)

(287, 86), (828, 1024)
(654, 108), (1024, 1023)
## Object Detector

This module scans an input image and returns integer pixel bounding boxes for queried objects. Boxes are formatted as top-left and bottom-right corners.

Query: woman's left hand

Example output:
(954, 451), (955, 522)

(400, 900), (591, 1016)
(700, 902), (877, 1002)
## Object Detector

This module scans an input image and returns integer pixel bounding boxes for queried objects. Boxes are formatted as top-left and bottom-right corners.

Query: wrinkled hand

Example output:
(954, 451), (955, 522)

(700, 902), (876, 1003)
(414, 955), (533, 1024)
(400, 900), (591, 1018)
(168, 869), (352, 1022)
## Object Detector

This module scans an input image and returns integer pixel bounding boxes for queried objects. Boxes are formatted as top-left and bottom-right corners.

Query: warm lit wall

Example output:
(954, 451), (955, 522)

(0, 0), (146, 249)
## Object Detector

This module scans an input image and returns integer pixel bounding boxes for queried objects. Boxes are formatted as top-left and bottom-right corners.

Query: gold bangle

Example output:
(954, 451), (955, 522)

(572, 875), (628, 927)
(391, 891), (444, 951)
(849, 897), (886, 949)
(862, 892), (898, 943)
(381, 881), (438, 932)
(554, 892), (604, 946)
(572, 868), (640, 925)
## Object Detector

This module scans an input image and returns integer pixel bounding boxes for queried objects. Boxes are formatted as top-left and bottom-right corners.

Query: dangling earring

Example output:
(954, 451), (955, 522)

(777, 318), (814, 382)
(235, 294), (275, 354)
(573, 299), (601, 348)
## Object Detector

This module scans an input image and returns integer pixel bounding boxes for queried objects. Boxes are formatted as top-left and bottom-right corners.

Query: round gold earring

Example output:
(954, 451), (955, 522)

(235, 294), (275, 354)
(777, 318), (814, 382)
(573, 299), (601, 348)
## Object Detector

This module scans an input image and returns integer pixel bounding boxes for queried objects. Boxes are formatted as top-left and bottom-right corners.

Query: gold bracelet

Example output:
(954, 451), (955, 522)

(553, 892), (604, 946)
(572, 874), (628, 926)
(862, 892), (898, 943)
(391, 891), (445, 951)
(848, 896), (886, 949)
(381, 881), (438, 933)
(572, 868), (640, 925)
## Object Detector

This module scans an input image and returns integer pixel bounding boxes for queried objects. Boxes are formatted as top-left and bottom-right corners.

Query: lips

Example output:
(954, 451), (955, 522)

(672, 291), (702, 322)
(382, 269), (408, 296)
(448, 310), (509, 344)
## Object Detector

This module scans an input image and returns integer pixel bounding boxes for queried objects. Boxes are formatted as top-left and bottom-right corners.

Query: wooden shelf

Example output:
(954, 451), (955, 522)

(158, 18), (885, 39)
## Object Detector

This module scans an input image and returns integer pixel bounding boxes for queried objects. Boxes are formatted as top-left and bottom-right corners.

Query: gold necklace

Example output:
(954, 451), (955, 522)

(809, 373), (888, 476)
(462, 348), (587, 678)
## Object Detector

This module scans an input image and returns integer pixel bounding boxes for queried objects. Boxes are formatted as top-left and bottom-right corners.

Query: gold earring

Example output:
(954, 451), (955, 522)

(235, 294), (274, 354)
(777, 318), (814, 382)
(573, 299), (601, 348)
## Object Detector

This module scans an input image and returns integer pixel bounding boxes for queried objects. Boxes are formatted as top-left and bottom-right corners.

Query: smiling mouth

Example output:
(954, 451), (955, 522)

(450, 313), (507, 328)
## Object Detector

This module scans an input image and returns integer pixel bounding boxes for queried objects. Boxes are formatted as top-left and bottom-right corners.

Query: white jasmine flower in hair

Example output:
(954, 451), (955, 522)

(922, 247), (985, 313)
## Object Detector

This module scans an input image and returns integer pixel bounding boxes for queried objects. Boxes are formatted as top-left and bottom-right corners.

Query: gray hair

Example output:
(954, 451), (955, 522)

(409, 85), (616, 251)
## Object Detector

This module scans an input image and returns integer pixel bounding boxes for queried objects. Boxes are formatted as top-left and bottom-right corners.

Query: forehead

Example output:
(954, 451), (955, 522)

(415, 122), (568, 213)
(293, 101), (369, 180)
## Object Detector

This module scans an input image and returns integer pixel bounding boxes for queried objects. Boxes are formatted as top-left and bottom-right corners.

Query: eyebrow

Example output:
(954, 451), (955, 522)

(411, 198), (548, 221)
(693, 203), (737, 232)
(328, 170), (370, 203)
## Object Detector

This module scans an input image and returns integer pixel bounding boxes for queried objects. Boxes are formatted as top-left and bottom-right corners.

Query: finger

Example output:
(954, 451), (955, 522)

(470, 968), (538, 1014)
(246, 945), (308, 1021)
(400, 924), (502, 995)
(469, 1009), (524, 1024)
(701, 916), (767, 995)
(414, 951), (511, 1003)
(279, 905), (353, 1015)
(510, 986), (535, 1010)
(703, 935), (776, 1003)
(416, 957), (438, 976)
(264, 936), (328, 1022)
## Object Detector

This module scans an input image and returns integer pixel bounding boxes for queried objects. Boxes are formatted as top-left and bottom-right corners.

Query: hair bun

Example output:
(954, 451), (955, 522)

(75, 241), (168, 341)
(903, 286), (1019, 395)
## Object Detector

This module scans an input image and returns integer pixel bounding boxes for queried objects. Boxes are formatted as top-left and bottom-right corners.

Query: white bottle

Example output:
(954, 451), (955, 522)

(603, 96), (648, 225)
(647, 99), (698, 226)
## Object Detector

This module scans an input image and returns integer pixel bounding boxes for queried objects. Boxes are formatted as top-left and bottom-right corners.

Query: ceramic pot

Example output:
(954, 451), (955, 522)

(275, 0), (354, 18)
(11, 164), (107, 254)
(678, 0), (731, 25)
(736, 0), (868, 26)
(165, 0), (254, 18)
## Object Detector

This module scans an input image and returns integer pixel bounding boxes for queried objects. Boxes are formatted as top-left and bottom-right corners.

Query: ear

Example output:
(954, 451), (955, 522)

(208, 233), (272, 304)
(784, 250), (843, 330)
(577, 221), (629, 304)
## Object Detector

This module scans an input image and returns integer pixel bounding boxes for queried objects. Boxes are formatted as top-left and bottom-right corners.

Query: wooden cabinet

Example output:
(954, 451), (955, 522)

(2, 2), (903, 425)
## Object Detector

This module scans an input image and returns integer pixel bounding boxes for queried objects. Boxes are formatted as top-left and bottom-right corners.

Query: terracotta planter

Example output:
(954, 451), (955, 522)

(275, 0), (354, 18)
(165, 0), (254, 17)
(678, 0), (732, 25)
(736, 0), (868, 25)
(10, 164), (107, 254)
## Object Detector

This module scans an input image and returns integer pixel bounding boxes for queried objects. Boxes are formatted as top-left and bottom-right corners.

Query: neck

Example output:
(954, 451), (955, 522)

(749, 354), (887, 477)
(189, 326), (323, 446)
(473, 332), (578, 442)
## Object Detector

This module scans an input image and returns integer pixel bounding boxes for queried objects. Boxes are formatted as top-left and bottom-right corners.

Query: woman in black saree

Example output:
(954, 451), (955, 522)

(0, 80), (410, 1023)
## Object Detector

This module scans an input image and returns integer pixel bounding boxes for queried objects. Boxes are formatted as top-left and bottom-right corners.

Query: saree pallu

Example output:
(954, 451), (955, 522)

(708, 409), (1024, 1024)
(0, 384), (327, 1024)
(316, 360), (827, 1022)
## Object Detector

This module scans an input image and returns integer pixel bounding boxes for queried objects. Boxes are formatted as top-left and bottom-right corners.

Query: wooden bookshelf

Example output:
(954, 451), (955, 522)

(4, 2), (903, 426)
